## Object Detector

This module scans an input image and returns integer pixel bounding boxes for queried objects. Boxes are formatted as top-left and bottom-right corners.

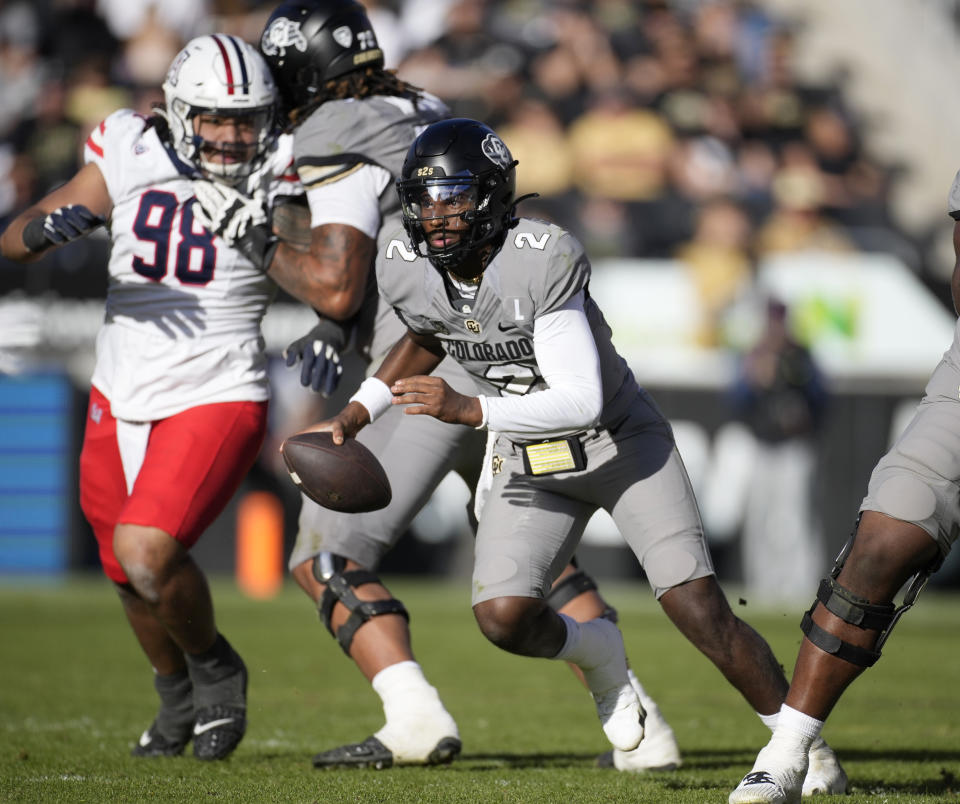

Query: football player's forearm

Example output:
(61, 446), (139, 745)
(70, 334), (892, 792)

(0, 206), (45, 260)
(267, 228), (374, 321)
(374, 332), (444, 386)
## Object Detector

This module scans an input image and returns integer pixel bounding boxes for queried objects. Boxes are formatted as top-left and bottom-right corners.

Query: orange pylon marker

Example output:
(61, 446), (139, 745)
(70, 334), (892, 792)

(236, 491), (284, 599)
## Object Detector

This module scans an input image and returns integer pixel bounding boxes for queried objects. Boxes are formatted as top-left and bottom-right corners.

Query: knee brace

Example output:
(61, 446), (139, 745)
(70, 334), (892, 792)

(312, 553), (409, 656)
(800, 527), (939, 667)
(546, 569), (618, 623)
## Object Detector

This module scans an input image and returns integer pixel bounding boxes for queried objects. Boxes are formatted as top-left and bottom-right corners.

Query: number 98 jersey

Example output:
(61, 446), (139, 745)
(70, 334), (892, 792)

(85, 109), (299, 421)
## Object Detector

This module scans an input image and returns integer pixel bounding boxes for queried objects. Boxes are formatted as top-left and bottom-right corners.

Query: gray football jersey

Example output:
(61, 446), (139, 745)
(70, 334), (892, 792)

(295, 92), (449, 361)
(378, 218), (639, 431)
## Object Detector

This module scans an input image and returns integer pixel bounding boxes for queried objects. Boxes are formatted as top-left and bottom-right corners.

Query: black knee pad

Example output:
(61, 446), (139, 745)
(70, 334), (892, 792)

(546, 569), (618, 623)
(800, 577), (894, 667)
(803, 520), (943, 667)
(319, 569), (409, 656)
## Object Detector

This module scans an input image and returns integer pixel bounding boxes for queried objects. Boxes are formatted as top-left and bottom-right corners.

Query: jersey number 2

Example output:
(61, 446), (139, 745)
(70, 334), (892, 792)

(131, 191), (216, 284)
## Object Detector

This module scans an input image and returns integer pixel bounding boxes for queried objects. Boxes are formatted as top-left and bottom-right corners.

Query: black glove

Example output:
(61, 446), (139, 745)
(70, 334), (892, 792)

(22, 204), (106, 253)
(283, 316), (349, 396)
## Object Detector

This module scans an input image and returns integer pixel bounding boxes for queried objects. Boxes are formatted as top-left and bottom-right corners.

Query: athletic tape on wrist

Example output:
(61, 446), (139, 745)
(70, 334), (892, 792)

(21, 217), (51, 253)
(349, 377), (393, 422)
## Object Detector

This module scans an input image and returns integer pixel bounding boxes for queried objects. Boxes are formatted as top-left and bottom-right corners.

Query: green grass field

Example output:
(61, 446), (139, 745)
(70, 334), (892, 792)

(0, 576), (958, 803)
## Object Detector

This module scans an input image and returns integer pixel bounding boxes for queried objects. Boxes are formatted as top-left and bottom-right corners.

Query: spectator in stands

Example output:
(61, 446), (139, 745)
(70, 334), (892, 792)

(728, 298), (830, 604)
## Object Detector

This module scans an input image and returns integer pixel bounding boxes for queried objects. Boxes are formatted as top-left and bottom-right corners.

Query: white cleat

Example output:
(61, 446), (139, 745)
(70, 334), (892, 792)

(593, 682), (645, 752)
(801, 737), (847, 797)
(609, 698), (681, 772)
(577, 619), (644, 752)
(728, 741), (807, 804)
(375, 709), (460, 765)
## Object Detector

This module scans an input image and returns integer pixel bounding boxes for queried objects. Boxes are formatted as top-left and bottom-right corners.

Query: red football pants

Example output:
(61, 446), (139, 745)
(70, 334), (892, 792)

(79, 386), (268, 583)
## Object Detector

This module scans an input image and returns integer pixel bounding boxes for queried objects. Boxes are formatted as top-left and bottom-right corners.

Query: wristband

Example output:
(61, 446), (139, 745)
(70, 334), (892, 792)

(349, 377), (393, 423)
(475, 396), (489, 430)
(237, 223), (279, 271)
(21, 217), (50, 254)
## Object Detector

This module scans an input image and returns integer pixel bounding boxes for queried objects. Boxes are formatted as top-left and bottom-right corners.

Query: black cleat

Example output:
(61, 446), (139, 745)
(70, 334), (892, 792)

(192, 704), (247, 761)
(131, 722), (190, 758)
(312, 735), (462, 770)
(191, 647), (248, 761)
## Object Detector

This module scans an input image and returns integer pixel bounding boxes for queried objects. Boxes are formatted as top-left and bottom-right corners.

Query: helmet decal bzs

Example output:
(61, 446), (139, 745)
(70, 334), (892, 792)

(396, 119), (518, 273)
(162, 34), (278, 185)
(260, 18), (309, 58)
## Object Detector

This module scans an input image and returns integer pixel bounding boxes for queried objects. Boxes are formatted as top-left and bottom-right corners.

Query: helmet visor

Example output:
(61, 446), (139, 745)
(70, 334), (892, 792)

(399, 176), (479, 222)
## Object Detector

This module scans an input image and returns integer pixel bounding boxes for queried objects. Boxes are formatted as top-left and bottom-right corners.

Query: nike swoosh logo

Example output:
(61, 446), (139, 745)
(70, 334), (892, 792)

(138, 730), (152, 747)
(498, 322), (520, 332)
(193, 717), (236, 736)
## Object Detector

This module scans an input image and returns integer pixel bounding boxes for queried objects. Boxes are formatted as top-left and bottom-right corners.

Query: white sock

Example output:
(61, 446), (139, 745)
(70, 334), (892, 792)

(776, 703), (823, 742)
(371, 661), (458, 758)
(758, 709), (780, 732)
(371, 661), (449, 723)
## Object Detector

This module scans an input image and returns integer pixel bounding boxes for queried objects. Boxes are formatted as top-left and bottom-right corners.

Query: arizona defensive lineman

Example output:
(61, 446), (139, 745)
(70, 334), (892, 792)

(0, 35), (299, 760)
(196, 0), (679, 771)
(295, 118), (847, 790)
(727, 173), (960, 804)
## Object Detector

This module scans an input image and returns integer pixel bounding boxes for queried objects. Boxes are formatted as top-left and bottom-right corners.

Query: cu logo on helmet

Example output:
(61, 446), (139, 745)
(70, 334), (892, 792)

(261, 18), (308, 56)
(481, 133), (511, 169)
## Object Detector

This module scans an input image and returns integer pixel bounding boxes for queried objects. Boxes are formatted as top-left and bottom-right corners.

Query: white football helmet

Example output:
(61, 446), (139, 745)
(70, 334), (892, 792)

(162, 34), (278, 184)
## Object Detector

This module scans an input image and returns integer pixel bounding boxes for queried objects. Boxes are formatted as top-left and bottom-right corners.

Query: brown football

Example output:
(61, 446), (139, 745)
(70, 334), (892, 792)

(281, 431), (392, 513)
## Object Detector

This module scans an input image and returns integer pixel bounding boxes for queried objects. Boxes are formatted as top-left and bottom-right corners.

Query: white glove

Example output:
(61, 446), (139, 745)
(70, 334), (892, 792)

(192, 181), (267, 244)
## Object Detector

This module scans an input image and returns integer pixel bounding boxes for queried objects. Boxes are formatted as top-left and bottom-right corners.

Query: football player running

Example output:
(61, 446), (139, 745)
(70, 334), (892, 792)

(0, 35), (299, 761)
(194, 0), (680, 772)
(727, 174), (960, 804)
(294, 118), (846, 793)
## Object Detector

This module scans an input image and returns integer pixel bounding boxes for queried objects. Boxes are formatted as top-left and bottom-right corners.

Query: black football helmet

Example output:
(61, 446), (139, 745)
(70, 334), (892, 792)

(259, 0), (383, 114)
(396, 118), (518, 272)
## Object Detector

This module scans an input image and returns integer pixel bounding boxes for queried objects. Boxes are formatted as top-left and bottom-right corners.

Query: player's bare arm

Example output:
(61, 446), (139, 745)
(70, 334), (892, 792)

(270, 196), (312, 252)
(268, 222), (375, 320)
(0, 163), (111, 261)
(377, 331), (482, 426)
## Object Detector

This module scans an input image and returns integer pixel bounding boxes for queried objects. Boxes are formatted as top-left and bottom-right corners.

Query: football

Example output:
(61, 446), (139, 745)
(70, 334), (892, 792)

(281, 431), (392, 513)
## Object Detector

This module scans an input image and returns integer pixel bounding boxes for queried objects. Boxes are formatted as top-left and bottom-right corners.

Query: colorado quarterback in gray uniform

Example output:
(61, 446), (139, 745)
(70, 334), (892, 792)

(249, 0), (680, 773)
(305, 117), (844, 788)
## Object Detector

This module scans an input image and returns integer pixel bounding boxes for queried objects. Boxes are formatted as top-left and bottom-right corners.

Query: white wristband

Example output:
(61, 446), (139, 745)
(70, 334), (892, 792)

(475, 396), (489, 430)
(349, 377), (393, 423)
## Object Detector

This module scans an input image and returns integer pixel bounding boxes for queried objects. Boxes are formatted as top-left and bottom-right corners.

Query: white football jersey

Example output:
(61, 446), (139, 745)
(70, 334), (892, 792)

(85, 109), (300, 421)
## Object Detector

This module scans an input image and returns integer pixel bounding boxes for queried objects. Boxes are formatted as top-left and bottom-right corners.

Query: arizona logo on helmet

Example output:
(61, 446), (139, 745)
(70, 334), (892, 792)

(261, 18), (308, 57)
(481, 134), (511, 169)
(165, 48), (192, 87)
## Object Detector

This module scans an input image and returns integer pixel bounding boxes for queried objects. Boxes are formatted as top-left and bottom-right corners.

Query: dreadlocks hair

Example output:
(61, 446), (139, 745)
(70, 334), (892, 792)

(288, 67), (424, 129)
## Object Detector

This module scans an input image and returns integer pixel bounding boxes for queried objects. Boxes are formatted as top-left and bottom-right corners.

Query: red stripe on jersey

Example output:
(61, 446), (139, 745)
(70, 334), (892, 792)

(86, 135), (104, 158)
(212, 35), (235, 95)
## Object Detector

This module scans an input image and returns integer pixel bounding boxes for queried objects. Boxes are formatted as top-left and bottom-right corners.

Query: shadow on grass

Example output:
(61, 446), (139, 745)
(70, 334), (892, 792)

(454, 752), (599, 770)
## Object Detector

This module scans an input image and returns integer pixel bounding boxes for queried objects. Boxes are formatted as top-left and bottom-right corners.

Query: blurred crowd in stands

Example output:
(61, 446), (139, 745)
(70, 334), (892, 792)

(0, 0), (936, 346)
